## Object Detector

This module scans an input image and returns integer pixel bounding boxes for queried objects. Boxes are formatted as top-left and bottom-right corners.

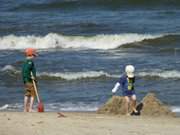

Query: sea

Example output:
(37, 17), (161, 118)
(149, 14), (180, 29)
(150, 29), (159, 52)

(0, 0), (180, 113)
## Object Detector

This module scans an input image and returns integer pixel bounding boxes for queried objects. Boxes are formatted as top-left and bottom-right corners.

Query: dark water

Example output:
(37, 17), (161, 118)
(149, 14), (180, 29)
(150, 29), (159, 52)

(0, 0), (180, 113)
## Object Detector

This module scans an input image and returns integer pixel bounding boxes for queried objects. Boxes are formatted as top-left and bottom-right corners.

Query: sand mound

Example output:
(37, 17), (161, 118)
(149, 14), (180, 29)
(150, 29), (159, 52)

(140, 93), (174, 116)
(97, 96), (127, 115)
(97, 93), (175, 117)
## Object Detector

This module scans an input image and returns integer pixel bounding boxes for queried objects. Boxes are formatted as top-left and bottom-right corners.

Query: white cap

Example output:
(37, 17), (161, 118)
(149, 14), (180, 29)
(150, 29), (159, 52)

(125, 65), (135, 78)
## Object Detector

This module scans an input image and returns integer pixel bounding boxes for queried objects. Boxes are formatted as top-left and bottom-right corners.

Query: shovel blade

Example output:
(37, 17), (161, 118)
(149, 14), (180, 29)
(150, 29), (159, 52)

(37, 102), (44, 112)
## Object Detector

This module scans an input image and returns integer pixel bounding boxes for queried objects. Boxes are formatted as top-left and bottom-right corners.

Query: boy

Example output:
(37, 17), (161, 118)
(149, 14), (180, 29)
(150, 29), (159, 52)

(22, 48), (37, 112)
(111, 65), (137, 115)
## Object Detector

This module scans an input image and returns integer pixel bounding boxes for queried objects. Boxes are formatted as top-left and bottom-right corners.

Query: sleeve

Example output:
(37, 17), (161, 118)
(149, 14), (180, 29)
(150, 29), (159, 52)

(118, 76), (123, 84)
(111, 76), (124, 93)
(31, 62), (36, 79)
(112, 82), (120, 93)
(118, 76), (126, 93)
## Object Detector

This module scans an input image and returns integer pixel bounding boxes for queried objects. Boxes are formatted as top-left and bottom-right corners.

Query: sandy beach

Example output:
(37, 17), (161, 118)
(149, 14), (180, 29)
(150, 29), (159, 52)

(1, 112), (180, 135)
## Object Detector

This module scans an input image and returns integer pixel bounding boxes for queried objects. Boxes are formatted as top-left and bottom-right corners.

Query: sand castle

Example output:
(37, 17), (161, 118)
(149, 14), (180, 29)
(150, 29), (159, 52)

(97, 93), (175, 117)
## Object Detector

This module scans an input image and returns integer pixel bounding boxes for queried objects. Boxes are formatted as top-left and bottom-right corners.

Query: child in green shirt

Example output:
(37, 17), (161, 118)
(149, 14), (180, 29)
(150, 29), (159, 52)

(22, 48), (37, 112)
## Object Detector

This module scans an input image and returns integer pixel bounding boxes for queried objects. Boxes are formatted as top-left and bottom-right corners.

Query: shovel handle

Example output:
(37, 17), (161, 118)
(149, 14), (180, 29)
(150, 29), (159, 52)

(31, 72), (40, 103)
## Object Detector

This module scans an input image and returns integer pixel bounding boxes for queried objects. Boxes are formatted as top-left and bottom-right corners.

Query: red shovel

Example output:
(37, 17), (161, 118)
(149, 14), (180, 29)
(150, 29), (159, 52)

(31, 72), (44, 112)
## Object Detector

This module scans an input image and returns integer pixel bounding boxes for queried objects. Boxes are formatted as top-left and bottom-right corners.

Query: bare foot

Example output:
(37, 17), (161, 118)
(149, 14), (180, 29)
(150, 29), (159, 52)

(29, 109), (36, 113)
(24, 108), (29, 112)
(23, 109), (27, 112)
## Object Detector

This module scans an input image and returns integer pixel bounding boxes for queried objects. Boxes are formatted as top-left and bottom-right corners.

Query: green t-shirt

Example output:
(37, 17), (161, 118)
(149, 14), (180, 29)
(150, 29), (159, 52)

(22, 58), (36, 84)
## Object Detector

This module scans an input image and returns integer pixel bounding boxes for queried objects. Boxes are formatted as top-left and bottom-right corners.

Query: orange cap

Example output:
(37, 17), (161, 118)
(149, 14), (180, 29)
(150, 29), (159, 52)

(25, 48), (37, 57)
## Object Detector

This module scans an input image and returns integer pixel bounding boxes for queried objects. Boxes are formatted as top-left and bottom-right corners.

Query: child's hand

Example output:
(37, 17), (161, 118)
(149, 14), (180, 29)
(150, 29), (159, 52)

(31, 76), (35, 80)
(31, 76), (37, 83)
(112, 88), (117, 93)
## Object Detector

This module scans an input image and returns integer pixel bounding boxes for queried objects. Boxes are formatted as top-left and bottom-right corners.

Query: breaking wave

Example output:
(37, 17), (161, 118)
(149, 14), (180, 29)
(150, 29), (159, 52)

(1, 65), (17, 72)
(0, 33), (163, 50)
(2, 65), (180, 80)
(138, 70), (180, 79)
(0, 65), (118, 80)
(171, 106), (180, 113)
(0, 104), (9, 111)
(39, 71), (117, 80)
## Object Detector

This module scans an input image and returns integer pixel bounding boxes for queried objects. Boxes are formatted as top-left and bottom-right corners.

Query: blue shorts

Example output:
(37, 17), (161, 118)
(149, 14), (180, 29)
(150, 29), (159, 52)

(122, 90), (135, 96)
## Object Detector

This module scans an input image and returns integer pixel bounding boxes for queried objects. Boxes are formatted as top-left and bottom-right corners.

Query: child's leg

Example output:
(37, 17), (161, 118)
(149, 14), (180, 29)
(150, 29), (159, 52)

(124, 96), (130, 115)
(24, 96), (29, 112)
(130, 94), (137, 113)
(29, 96), (35, 112)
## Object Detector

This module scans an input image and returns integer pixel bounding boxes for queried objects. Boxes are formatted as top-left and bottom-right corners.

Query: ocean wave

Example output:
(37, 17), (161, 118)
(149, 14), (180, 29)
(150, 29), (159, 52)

(0, 33), (163, 50)
(39, 71), (118, 80)
(2, 65), (180, 80)
(0, 104), (9, 110)
(0, 102), (99, 112)
(1, 65), (17, 72)
(11, 0), (180, 11)
(138, 70), (180, 79)
(0, 65), (118, 80)
(171, 106), (180, 113)
(0, 103), (23, 111)
(120, 34), (180, 50)
(45, 102), (99, 112)
(12, 0), (79, 11)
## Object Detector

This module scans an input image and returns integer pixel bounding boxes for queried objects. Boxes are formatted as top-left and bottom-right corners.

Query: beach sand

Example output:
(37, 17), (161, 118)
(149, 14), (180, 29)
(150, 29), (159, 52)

(1, 112), (180, 135)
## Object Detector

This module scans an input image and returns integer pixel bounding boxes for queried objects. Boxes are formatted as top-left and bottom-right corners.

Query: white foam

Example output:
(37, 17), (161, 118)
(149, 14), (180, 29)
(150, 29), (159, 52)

(2, 65), (180, 80)
(39, 71), (118, 80)
(45, 102), (100, 112)
(42, 70), (180, 80)
(0, 104), (9, 110)
(171, 106), (180, 113)
(0, 66), (118, 80)
(0, 102), (99, 112)
(0, 33), (162, 50)
(1, 65), (16, 72)
(138, 70), (180, 79)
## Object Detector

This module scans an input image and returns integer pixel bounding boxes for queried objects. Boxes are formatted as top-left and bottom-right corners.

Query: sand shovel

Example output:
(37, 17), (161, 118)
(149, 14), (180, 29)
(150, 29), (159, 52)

(31, 72), (44, 112)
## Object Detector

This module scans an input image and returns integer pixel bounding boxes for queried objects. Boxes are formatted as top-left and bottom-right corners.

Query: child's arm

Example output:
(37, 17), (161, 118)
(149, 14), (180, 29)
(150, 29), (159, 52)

(31, 62), (36, 80)
(112, 82), (120, 93)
